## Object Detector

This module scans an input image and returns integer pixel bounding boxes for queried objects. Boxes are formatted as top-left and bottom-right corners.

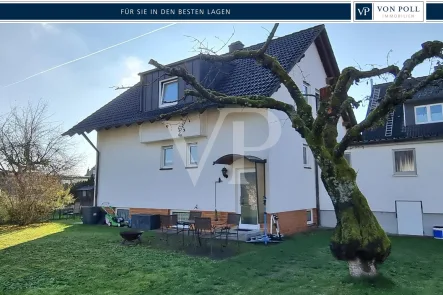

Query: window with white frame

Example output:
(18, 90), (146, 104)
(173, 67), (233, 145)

(306, 209), (313, 225)
(159, 77), (179, 108)
(303, 144), (310, 168)
(187, 143), (198, 167)
(344, 152), (351, 166)
(303, 82), (310, 102)
(161, 146), (174, 169)
(115, 208), (130, 221)
(393, 149), (416, 176)
(170, 210), (191, 229)
(415, 103), (443, 124)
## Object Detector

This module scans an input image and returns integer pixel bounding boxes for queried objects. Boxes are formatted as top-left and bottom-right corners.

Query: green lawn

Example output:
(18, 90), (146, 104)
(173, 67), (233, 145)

(0, 222), (442, 295)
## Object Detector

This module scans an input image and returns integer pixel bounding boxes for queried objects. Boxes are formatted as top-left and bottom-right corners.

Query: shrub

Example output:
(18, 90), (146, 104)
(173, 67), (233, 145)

(0, 172), (74, 226)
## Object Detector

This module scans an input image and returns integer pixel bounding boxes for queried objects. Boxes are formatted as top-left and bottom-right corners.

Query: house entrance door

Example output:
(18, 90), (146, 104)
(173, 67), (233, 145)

(237, 169), (260, 230)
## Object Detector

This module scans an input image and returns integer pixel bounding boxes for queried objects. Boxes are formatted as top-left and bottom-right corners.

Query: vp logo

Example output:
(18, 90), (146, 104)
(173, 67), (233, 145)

(358, 7), (370, 16)
(355, 3), (373, 20)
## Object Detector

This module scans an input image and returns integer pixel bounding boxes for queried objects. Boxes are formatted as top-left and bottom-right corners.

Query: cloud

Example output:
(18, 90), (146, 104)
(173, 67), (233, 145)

(30, 23), (61, 40)
(117, 56), (146, 87)
(41, 23), (61, 34)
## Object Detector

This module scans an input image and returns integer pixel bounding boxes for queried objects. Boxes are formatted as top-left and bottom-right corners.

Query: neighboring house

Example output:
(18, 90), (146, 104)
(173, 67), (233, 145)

(74, 185), (94, 206)
(320, 77), (443, 236)
(64, 25), (348, 235)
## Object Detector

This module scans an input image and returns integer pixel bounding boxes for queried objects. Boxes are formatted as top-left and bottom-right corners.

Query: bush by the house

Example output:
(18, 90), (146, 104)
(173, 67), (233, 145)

(0, 173), (73, 226)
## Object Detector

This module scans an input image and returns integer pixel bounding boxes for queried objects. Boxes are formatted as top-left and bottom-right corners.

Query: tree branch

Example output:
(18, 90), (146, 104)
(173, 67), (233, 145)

(257, 23), (279, 56)
(336, 41), (443, 157)
(188, 24), (313, 129)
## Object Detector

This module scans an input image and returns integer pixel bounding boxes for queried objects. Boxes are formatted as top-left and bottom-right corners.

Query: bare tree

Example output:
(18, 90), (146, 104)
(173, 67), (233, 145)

(0, 100), (80, 176)
(148, 23), (443, 277)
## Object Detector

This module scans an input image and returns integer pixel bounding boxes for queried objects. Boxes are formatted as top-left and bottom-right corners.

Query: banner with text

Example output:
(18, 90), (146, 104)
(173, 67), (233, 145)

(0, 1), (441, 22)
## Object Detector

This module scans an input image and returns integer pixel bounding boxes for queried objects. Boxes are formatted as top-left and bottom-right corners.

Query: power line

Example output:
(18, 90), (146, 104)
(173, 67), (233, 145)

(1, 23), (177, 88)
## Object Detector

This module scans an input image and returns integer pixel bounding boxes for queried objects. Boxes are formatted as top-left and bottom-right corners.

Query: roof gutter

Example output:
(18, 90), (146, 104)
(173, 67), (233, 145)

(350, 135), (443, 147)
(81, 133), (99, 207)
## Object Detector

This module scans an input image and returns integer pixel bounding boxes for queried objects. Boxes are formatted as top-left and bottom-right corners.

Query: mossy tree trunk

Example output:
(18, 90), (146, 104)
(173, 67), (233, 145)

(317, 154), (390, 277)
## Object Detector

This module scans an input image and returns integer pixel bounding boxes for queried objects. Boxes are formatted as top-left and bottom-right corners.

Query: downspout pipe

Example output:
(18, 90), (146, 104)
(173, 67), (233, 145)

(314, 161), (321, 227)
(82, 133), (99, 207)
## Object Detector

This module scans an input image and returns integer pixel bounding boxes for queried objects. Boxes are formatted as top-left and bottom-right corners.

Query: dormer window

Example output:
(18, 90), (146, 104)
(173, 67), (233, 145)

(159, 77), (179, 108)
(414, 103), (443, 124)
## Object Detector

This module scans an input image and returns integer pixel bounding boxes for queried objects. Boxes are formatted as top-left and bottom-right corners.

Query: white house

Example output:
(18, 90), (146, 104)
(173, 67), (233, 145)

(63, 24), (346, 235)
(320, 76), (443, 236)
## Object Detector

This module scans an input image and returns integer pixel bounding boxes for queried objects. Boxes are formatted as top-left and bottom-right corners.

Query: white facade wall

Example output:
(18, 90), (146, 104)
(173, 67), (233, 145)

(268, 43), (328, 213)
(97, 108), (271, 213)
(319, 140), (443, 235)
(320, 140), (443, 213)
(96, 43), (331, 215)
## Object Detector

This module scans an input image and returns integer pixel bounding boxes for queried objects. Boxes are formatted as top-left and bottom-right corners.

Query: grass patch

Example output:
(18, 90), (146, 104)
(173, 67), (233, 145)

(0, 222), (72, 250)
(0, 223), (442, 295)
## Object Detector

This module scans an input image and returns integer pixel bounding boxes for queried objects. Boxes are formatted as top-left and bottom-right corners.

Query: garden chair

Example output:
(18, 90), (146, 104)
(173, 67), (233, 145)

(194, 217), (219, 254)
(187, 211), (202, 236)
(67, 202), (81, 219)
(159, 214), (179, 244)
(216, 213), (241, 247)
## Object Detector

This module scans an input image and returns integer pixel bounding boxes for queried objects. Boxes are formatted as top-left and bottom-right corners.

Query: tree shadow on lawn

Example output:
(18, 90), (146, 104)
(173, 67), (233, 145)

(341, 273), (396, 290)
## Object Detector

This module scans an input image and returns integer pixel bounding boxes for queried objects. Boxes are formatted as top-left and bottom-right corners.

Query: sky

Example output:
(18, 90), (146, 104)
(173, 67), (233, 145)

(0, 22), (440, 176)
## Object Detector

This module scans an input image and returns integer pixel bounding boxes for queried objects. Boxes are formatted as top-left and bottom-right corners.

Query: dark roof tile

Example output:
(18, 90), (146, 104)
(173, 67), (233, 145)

(358, 77), (443, 144)
(63, 25), (326, 136)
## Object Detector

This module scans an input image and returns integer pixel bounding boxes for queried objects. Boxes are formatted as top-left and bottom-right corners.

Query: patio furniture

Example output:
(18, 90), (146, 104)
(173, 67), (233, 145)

(159, 214), (179, 244)
(131, 214), (160, 230)
(120, 230), (143, 245)
(186, 211), (202, 235)
(67, 202), (81, 219)
(194, 217), (219, 254)
(215, 213), (241, 247)
(176, 218), (194, 246)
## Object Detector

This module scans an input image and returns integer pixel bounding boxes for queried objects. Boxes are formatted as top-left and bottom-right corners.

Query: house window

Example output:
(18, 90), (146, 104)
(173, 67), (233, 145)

(414, 103), (443, 124)
(307, 209), (313, 225)
(115, 208), (130, 221)
(82, 190), (87, 197)
(344, 152), (351, 166)
(303, 82), (310, 102)
(171, 210), (190, 229)
(303, 144), (310, 168)
(161, 146), (174, 169)
(159, 77), (179, 108)
(187, 143), (198, 167)
(315, 89), (320, 111)
(393, 149), (416, 176)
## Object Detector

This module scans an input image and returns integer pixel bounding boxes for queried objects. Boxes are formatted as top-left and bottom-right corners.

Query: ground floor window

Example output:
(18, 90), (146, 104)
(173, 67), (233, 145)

(306, 209), (313, 225)
(393, 149), (416, 176)
(170, 210), (191, 229)
(115, 208), (130, 221)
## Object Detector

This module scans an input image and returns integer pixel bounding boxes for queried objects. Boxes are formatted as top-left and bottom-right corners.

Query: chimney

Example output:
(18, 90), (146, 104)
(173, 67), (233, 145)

(228, 41), (244, 53)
